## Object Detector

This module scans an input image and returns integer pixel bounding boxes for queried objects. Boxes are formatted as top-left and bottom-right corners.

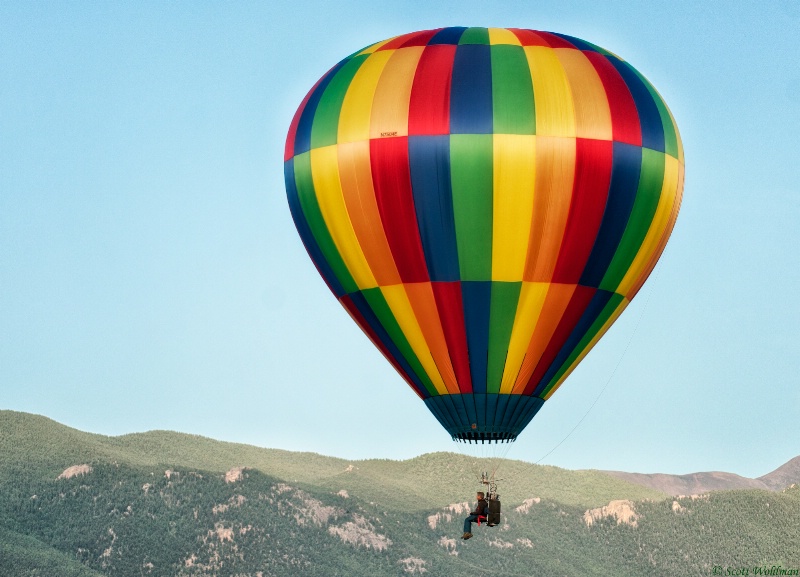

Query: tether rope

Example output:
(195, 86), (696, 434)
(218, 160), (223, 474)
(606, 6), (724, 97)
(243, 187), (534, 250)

(498, 261), (666, 484)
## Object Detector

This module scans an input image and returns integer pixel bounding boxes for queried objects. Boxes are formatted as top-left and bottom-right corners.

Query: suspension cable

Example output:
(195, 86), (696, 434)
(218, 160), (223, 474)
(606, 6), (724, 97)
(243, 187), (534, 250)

(508, 262), (665, 478)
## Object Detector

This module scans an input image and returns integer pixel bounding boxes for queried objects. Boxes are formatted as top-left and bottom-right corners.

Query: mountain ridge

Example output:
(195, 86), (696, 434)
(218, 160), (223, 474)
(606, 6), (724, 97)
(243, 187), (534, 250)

(1, 410), (798, 577)
(598, 456), (800, 495)
(3, 410), (797, 495)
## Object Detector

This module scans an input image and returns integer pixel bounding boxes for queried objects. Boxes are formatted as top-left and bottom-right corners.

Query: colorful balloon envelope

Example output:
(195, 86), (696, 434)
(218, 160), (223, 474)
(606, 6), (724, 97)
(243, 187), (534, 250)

(284, 27), (684, 443)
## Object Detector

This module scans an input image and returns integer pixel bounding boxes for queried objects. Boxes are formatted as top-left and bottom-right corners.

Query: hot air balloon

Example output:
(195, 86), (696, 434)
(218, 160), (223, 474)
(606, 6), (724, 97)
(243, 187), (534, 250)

(284, 27), (684, 444)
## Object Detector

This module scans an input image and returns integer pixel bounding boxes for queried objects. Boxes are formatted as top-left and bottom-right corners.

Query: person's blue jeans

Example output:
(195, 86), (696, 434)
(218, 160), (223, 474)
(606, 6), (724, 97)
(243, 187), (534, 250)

(464, 514), (480, 533)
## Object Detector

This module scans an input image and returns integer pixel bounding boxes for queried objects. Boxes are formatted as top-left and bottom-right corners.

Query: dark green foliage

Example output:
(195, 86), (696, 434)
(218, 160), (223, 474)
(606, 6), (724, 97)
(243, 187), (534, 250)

(0, 525), (105, 577)
(1, 411), (798, 576)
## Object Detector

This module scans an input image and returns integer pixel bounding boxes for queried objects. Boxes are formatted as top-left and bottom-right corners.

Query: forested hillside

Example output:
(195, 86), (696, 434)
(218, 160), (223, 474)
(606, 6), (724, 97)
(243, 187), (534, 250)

(1, 411), (797, 577)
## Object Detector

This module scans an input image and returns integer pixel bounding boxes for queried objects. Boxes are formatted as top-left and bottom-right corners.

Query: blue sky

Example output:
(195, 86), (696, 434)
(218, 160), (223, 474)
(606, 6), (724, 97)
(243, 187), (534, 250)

(1, 0), (798, 478)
